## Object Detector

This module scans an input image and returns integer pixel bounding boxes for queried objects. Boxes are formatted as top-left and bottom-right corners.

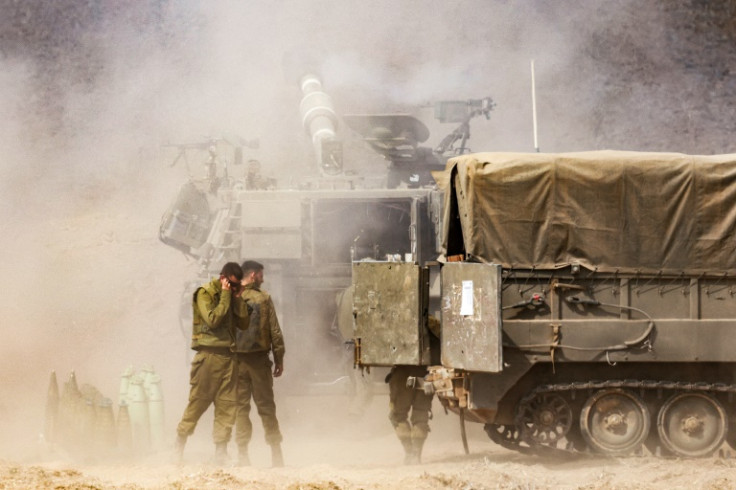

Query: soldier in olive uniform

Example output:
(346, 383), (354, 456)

(245, 159), (274, 190)
(388, 315), (441, 464)
(388, 365), (433, 464)
(234, 260), (285, 467)
(175, 262), (250, 464)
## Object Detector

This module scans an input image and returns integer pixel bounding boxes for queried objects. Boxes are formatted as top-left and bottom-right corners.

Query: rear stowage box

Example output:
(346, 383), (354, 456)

(441, 262), (503, 373)
(352, 261), (431, 366)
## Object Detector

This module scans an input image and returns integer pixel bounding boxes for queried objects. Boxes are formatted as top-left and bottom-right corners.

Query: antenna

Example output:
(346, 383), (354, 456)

(531, 59), (540, 152)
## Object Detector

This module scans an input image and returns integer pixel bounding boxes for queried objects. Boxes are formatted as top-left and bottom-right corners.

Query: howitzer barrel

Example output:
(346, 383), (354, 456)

(299, 73), (341, 174)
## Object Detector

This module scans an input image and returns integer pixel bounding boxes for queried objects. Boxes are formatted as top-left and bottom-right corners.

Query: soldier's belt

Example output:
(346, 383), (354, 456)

(196, 346), (235, 355)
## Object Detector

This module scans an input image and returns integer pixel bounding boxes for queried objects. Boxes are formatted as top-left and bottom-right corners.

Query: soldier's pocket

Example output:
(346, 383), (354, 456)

(189, 351), (206, 385)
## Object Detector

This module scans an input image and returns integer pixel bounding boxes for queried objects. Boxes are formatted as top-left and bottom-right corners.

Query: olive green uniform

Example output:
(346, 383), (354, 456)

(388, 365), (433, 461)
(234, 284), (285, 447)
(176, 278), (250, 444)
(388, 316), (440, 464)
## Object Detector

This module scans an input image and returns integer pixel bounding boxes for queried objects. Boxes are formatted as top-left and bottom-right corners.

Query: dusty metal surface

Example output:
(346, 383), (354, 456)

(352, 261), (429, 366)
(441, 262), (503, 372)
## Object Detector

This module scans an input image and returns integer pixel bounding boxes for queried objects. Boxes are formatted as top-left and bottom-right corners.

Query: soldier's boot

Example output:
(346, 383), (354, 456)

(214, 442), (228, 465)
(174, 434), (187, 463)
(410, 436), (426, 465)
(271, 443), (284, 467)
(401, 437), (418, 465)
(395, 421), (415, 465)
(237, 444), (250, 466)
(408, 423), (428, 465)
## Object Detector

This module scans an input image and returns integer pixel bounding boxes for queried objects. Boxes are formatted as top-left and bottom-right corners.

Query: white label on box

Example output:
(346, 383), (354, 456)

(460, 280), (474, 316)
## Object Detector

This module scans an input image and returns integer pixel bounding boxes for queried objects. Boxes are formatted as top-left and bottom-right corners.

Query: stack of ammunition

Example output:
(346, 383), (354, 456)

(44, 371), (116, 459)
(43, 365), (165, 460)
(118, 364), (166, 454)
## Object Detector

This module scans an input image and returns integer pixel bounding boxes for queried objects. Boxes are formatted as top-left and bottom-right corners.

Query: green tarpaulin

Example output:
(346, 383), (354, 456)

(442, 150), (736, 275)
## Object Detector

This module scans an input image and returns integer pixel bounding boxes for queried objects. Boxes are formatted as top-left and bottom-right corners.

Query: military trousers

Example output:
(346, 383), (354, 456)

(176, 349), (238, 444)
(235, 351), (283, 446)
(388, 365), (433, 441)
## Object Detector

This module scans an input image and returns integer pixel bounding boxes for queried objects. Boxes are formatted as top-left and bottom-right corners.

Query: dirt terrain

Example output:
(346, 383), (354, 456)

(3, 451), (736, 489)
(6, 393), (736, 489)
(5, 0), (736, 488)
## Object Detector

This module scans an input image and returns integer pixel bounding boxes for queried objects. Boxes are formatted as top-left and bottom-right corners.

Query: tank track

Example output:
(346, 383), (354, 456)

(485, 379), (736, 458)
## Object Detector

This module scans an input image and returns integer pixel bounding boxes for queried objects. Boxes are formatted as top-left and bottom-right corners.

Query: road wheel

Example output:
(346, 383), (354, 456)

(657, 392), (726, 457)
(580, 388), (650, 455)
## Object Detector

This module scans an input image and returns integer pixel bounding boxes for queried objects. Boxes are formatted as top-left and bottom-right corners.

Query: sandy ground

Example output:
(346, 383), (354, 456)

(5, 430), (736, 489)
(4, 390), (736, 490)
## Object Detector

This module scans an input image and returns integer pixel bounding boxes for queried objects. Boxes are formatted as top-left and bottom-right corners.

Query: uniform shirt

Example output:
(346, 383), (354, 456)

(235, 283), (285, 365)
(191, 277), (250, 350)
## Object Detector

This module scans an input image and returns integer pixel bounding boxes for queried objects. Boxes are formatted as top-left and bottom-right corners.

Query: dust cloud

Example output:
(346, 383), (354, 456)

(2, 0), (736, 487)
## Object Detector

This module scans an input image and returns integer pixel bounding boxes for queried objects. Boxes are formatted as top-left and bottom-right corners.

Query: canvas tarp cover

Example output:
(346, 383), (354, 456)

(442, 150), (736, 275)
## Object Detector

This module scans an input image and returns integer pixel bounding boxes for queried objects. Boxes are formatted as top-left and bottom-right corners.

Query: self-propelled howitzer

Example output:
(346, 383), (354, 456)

(158, 71), (486, 394)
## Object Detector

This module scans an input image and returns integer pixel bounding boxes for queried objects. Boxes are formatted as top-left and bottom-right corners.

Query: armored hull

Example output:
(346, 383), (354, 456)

(353, 151), (736, 457)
